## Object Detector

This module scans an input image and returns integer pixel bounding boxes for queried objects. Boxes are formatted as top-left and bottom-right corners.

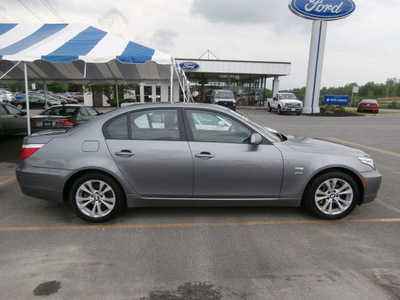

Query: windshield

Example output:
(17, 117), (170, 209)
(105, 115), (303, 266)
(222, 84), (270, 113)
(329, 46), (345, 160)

(229, 110), (282, 142)
(279, 93), (297, 100)
(215, 91), (234, 99)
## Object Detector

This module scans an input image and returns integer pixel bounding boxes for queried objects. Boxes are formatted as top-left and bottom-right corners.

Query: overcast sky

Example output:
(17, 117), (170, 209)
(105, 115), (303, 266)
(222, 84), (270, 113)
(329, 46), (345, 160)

(0, 0), (398, 90)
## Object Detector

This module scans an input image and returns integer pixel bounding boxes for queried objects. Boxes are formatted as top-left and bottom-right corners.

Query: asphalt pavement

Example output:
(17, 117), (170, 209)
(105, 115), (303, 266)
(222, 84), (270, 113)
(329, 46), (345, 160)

(0, 108), (399, 300)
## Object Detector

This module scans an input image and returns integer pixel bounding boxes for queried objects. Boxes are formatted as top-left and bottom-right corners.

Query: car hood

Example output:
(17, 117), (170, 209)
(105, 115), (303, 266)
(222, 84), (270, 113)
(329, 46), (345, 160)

(284, 136), (366, 156)
(280, 99), (302, 103)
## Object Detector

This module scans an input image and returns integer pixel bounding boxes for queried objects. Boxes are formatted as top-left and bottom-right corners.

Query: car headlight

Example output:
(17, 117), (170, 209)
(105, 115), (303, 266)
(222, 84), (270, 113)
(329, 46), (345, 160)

(359, 157), (375, 169)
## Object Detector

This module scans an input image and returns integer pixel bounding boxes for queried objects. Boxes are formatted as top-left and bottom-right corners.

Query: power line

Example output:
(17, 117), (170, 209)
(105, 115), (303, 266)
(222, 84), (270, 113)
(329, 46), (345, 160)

(40, 0), (66, 23)
(17, 0), (45, 23)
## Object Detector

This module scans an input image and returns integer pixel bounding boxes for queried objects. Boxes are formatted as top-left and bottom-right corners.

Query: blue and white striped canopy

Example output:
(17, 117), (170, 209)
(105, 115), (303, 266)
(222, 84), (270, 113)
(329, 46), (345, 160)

(0, 23), (175, 83)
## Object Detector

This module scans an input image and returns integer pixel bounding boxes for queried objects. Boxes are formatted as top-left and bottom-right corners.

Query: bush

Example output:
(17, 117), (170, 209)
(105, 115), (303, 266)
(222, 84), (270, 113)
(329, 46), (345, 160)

(387, 101), (400, 109)
(107, 98), (136, 107)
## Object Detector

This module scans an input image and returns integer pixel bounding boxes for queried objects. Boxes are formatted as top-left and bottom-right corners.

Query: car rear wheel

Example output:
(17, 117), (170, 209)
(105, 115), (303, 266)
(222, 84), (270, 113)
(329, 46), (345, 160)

(70, 173), (125, 222)
(267, 103), (272, 112)
(304, 172), (359, 220)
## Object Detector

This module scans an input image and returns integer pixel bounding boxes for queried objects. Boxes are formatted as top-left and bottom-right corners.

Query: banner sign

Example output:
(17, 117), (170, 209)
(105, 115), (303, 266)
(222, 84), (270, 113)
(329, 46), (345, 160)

(324, 95), (349, 105)
(179, 62), (200, 71)
(289, 0), (356, 21)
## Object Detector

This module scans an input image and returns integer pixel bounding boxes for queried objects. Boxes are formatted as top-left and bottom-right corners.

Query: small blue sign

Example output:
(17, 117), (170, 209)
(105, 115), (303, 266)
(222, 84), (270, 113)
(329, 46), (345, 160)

(289, 0), (356, 21)
(324, 95), (349, 105)
(179, 62), (200, 71)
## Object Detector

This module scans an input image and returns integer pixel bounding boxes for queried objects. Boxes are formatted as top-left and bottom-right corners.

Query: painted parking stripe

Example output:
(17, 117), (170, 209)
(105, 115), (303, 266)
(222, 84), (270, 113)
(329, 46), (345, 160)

(326, 138), (400, 158)
(0, 177), (15, 186)
(0, 218), (400, 232)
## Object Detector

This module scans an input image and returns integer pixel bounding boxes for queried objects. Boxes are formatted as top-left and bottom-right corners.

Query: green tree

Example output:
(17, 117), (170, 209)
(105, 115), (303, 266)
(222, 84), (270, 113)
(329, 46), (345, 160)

(47, 83), (68, 93)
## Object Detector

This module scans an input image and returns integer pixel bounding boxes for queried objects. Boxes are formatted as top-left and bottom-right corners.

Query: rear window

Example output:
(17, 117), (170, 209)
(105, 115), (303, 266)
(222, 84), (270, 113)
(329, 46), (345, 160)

(41, 107), (78, 116)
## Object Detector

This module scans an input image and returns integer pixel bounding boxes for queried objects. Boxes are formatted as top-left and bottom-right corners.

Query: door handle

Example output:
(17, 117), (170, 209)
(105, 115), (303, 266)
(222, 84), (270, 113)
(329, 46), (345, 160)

(115, 150), (135, 157)
(195, 152), (214, 159)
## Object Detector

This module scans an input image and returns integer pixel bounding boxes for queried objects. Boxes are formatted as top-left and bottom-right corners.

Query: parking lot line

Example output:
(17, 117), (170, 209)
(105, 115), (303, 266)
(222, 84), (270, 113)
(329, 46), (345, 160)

(0, 218), (399, 232)
(326, 137), (400, 158)
(0, 177), (15, 186)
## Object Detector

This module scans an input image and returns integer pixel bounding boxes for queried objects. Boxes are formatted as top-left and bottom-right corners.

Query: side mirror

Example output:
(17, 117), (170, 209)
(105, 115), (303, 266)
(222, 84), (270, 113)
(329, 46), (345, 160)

(218, 121), (226, 127)
(250, 133), (262, 145)
(273, 97), (278, 101)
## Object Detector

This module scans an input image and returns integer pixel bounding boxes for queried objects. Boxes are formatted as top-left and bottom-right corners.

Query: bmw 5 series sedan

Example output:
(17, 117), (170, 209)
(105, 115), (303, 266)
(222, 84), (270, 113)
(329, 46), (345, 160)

(16, 103), (382, 223)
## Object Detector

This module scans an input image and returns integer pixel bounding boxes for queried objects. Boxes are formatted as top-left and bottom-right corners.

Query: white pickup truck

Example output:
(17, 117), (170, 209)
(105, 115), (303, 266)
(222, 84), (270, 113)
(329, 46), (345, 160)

(267, 92), (303, 115)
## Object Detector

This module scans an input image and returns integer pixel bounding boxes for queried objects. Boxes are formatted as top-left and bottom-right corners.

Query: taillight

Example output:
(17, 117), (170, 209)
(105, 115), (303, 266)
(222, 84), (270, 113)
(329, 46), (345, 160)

(30, 120), (36, 125)
(58, 120), (75, 126)
(21, 144), (44, 160)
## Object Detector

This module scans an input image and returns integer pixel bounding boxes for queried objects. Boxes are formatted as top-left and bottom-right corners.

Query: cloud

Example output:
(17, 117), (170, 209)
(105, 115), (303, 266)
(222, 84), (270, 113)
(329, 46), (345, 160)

(191, 0), (295, 24)
(98, 9), (129, 30)
(150, 30), (177, 52)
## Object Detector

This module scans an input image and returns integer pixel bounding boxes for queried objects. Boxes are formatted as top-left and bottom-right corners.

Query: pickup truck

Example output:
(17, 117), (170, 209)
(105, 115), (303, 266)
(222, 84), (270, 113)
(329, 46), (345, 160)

(267, 92), (303, 115)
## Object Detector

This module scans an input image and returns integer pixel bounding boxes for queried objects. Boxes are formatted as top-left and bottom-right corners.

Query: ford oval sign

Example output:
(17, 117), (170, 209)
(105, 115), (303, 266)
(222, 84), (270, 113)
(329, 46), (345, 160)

(179, 62), (200, 71)
(289, 0), (356, 21)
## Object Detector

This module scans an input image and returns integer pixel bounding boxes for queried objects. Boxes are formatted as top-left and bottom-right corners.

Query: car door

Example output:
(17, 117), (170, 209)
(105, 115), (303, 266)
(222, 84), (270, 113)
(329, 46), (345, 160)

(184, 109), (284, 198)
(0, 104), (26, 134)
(104, 108), (193, 197)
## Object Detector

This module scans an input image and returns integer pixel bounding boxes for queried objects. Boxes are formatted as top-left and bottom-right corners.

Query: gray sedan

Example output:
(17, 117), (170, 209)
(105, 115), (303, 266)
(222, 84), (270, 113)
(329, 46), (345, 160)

(16, 103), (382, 222)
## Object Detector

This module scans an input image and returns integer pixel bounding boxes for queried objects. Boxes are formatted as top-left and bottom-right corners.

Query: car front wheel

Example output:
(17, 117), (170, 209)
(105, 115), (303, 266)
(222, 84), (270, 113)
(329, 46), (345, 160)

(277, 106), (282, 115)
(304, 172), (359, 220)
(70, 173), (125, 222)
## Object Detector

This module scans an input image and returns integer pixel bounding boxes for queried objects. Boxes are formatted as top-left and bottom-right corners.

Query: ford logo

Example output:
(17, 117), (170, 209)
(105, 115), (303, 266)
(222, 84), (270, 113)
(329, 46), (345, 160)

(289, 0), (356, 21)
(179, 62), (200, 71)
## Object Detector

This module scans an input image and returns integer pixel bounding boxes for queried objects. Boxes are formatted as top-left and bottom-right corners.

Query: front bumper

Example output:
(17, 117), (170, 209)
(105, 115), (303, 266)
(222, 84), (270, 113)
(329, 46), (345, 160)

(360, 169), (382, 204)
(281, 107), (302, 112)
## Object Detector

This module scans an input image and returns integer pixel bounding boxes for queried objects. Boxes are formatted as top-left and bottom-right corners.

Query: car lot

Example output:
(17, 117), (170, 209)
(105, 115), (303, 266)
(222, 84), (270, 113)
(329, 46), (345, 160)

(1, 108), (400, 299)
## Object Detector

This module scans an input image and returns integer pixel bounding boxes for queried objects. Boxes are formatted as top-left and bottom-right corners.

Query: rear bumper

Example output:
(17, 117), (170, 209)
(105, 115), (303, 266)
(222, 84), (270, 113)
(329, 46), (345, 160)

(16, 160), (70, 203)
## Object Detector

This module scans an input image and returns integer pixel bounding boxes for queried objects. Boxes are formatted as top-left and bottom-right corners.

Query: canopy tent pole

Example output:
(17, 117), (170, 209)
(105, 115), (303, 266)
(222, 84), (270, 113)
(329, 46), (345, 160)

(115, 81), (119, 107)
(170, 62), (174, 103)
(23, 62), (31, 135)
(0, 61), (21, 80)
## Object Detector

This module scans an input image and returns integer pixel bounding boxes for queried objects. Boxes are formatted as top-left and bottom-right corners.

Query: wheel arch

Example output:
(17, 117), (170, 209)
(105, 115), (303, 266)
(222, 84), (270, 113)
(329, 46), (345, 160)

(63, 169), (127, 205)
(301, 167), (365, 206)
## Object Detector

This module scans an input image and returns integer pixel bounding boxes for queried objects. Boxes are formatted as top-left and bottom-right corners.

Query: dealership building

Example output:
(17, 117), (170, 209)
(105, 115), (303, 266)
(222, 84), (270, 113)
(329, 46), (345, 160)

(175, 58), (291, 104)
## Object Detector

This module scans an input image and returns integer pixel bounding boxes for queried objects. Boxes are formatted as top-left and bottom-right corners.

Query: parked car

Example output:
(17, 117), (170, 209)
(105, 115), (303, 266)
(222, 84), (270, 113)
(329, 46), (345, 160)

(52, 94), (78, 104)
(16, 103), (381, 223)
(357, 99), (379, 113)
(210, 90), (236, 110)
(0, 89), (16, 103)
(0, 102), (26, 136)
(30, 105), (100, 133)
(70, 92), (84, 102)
(10, 96), (61, 109)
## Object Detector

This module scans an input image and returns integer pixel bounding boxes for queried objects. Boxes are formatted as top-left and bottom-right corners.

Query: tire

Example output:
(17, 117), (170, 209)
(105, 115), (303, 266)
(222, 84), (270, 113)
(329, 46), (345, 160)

(267, 103), (272, 112)
(304, 172), (359, 220)
(69, 173), (125, 223)
(277, 106), (282, 115)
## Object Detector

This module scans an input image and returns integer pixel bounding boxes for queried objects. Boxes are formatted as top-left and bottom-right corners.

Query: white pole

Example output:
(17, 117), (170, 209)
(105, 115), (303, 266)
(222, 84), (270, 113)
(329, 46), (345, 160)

(170, 63), (174, 103)
(304, 20), (327, 114)
(24, 62), (31, 135)
(115, 81), (119, 107)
